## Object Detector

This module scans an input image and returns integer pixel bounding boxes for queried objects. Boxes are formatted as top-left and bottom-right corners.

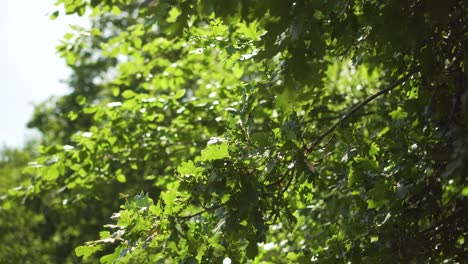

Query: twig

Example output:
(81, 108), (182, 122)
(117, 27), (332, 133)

(305, 67), (420, 154)
(312, 111), (376, 121)
(266, 169), (290, 187)
(177, 203), (226, 220)
(281, 169), (296, 194)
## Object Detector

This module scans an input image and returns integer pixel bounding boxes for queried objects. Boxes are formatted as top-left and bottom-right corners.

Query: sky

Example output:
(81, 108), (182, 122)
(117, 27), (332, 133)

(0, 1), (88, 148)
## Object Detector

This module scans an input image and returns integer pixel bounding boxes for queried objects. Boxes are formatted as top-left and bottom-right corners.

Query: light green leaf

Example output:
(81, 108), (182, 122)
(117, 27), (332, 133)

(161, 189), (178, 213)
(369, 142), (380, 158)
(50, 11), (59, 20)
(167, 7), (182, 23)
(2, 201), (11, 210)
(116, 171), (126, 183)
(111, 5), (121, 15)
(43, 164), (60, 181)
(134, 38), (142, 49)
(389, 107), (407, 120)
(462, 186), (468, 196)
(112, 87), (120, 97)
(177, 160), (202, 176)
(173, 89), (186, 99)
(63, 32), (74, 40)
(200, 142), (230, 161)
(122, 90), (136, 98)
(68, 111), (79, 121)
(75, 245), (102, 260)
(76, 95), (87, 105)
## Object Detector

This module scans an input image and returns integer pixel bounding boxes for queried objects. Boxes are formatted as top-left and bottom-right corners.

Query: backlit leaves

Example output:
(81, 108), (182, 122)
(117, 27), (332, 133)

(200, 142), (230, 161)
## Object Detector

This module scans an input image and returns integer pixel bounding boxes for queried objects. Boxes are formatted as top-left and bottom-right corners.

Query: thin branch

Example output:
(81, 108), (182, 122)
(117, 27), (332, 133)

(305, 67), (420, 154)
(281, 169), (296, 194)
(177, 203), (226, 220)
(312, 111), (376, 121)
(266, 169), (290, 187)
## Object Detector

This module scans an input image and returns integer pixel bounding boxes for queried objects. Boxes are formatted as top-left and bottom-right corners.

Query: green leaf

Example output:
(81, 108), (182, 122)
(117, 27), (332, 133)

(173, 89), (186, 99)
(68, 111), (79, 121)
(246, 240), (258, 259)
(83, 106), (98, 114)
(50, 11), (59, 20)
(377, 126), (390, 138)
(225, 45), (236, 55)
(389, 107), (407, 120)
(366, 199), (378, 209)
(133, 192), (152, 208)
(354, 157), (379, 171)
(134, 38), (142, 49)
(200, 142), (230, 161)
(161, 189), (178, 213)
(63, 32), (75, 40)
(237, 21), (261, 40)
(112, 87), (120, 97)
(76, 95), (87, 105)
(177, 160), (202, 176)
(122, 90), (136, 99)
(43, 164), (60, 181)
(369, 142), (380, 158)
(167, 7), (182, 23)
(66, 52), (77, 65)
(275, 86), (296, 114)
(111, 5), (121, 15)
(100, 248), (120, 264)
(75, 245), (102, 260)
(367, 181), (391, 208)
(2, 201), (11, 210)
(462, 186), (468, 196)
(116, 170), (127, 183)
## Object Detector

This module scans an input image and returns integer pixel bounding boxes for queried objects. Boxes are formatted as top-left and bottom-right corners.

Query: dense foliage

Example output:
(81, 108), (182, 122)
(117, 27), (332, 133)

(1, 0), (466, 263)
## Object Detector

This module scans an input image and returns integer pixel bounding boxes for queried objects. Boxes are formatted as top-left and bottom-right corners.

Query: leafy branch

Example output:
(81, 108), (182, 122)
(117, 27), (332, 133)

(305, 67), (421, 154)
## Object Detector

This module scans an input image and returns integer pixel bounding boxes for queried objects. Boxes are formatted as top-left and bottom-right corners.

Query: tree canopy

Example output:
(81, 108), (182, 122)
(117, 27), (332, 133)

(1, 0), (466, 263)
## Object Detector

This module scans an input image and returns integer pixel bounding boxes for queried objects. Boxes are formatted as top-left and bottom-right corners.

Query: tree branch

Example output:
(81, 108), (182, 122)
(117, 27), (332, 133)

(266, 169), (290, 187)
(305, 67), (420, 154)
(177, 203), (226, 220)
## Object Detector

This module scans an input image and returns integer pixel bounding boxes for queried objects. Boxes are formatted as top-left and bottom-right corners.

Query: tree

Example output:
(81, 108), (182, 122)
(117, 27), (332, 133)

(1, 0), (466, 263)
(0, 143), (57, 264)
